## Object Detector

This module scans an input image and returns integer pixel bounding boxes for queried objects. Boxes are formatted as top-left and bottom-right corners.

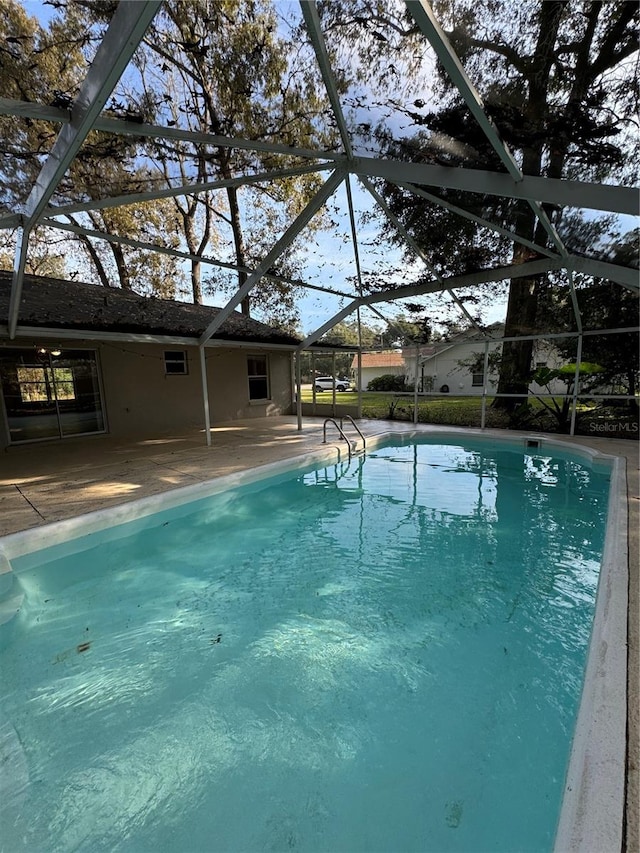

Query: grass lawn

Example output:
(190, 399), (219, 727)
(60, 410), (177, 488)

(301, 389), (639, 437)
(301, 390), (509, 428)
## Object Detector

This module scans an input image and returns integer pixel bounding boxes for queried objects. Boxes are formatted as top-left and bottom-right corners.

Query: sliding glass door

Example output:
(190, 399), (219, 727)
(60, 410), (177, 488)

(0, 348), (105, 443)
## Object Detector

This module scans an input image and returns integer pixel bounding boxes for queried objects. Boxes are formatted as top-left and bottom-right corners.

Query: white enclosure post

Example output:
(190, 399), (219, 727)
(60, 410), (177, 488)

(356, 308), (363, 419)
(570, 335), (584, 437)
(413, 343), (420, 424)
(296, 352), (303, 431)
(480, 342), (490, 429)
(332, 351), (337, 417)
(199, 344), (212, 447)
(312, 352), (316, 411)
(357, 349), (363, 419)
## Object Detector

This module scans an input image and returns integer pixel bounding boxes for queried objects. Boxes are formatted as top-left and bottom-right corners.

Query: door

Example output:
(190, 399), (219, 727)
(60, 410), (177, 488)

(0, 347), (105, 443)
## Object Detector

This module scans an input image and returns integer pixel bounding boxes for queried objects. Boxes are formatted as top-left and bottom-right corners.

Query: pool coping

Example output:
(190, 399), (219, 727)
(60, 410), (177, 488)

(0, 426), (629, 851)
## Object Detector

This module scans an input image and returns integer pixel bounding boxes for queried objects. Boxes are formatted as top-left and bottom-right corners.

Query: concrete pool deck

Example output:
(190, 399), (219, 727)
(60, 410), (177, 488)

(0, 416), (638, 852)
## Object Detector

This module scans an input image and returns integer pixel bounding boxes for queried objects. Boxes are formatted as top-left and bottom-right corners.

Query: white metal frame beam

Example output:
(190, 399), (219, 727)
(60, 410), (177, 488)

(46, 219), (357, 300)
(568, 256), (639, 291)
(298, 257), (564, 348)
(405, 1), (517, 177)
(198, 168), (346, 345)
(395, 181), (560, 259)
(7, 1), (161, 338)
(404, 0), (566, 255)
(349, 157), (640, 216)
(350, 157), (638, 216)
(0, 164), (331, 229)
(367, 178), (637, 289)
(1, 94), (634, 215)
(300, 1), (353, 158)
(2, 150), (633, 233)
(298, 301), (362, 350)
(0, 96), (347, 167)
(3, 158), (632, 229)
(362, 257), (564, 306)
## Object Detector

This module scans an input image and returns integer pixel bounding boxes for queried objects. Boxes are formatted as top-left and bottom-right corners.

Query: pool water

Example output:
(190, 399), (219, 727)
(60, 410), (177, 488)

(0, 439), (610, 852)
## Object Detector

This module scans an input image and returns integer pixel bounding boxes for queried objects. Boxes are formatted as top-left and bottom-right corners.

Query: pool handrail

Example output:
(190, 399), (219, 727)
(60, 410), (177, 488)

(322, 418), (355, 460)
(339, 415), (366, 453)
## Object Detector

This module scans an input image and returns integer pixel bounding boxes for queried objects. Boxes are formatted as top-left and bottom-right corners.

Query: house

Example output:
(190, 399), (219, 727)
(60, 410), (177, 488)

(413, 325), (505, 394)
(412, 325), (566, 395)
(0, 272), (302, 450)
(350, 351), (405, 390)
(352, 324), (565, 395)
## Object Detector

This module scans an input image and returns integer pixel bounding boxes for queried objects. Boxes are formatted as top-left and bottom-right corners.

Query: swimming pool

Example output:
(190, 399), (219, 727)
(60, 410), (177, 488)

(0, 431), (628, 852)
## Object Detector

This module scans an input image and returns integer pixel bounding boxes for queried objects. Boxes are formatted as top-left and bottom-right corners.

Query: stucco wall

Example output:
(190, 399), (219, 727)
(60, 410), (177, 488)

(0, 339), (294, 448)
(417, 340), (566, 396)
(205, 347), (293, 421)
(0, 395), (7, 449)
(103, 343), (294, 434)
(99, 342), (202, 435)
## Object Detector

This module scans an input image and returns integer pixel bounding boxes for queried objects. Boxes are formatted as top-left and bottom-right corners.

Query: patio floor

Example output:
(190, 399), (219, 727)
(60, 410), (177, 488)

(0, 416), (638, 850)
(1, 416), (363, 535)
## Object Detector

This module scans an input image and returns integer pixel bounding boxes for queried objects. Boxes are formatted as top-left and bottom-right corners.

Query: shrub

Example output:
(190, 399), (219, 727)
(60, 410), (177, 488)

(367, 374), (411, 392)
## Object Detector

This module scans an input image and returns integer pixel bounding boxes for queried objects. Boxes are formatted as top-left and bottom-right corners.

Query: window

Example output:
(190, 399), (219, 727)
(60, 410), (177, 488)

(51, 367), (75, 400)
(1, 348), (104, 443)
(472, 372), (484, 386)
(535, 360), (547, 369)
(248, 355), (269, 400)
(16, 367), (48, 402)
(164, 350), (187, 375)
(16, 366), (76, 402)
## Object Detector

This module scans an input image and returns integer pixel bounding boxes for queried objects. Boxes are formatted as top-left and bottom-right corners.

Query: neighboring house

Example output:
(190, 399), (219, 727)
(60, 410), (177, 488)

(350, 351), (404, 390)
(413, 324), (566, 395)
(414, 325), (505, 395)
(353, 325), (566, 395)
(0, 272), (302, 450)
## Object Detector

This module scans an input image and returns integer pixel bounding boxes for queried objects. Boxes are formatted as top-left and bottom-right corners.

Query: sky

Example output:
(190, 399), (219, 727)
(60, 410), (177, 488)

(12, 0), (512, 341)
(266, 175), (509, 337)
(22, 0), (54, 24)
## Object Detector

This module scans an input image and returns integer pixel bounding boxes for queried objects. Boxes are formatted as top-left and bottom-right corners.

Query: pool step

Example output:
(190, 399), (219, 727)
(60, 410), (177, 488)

(0, 552), (24, 626)
(0, 716), (29, 820)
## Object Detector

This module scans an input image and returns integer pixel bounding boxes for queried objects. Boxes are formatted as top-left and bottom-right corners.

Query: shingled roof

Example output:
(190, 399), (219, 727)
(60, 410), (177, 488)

(0, 271), (301, 346)
(350, 351), (405, 370)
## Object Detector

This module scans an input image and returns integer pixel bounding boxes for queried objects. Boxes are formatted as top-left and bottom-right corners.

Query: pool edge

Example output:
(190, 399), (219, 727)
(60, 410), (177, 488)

(553, 452), (628, 853)
(0, 426), (629, 851)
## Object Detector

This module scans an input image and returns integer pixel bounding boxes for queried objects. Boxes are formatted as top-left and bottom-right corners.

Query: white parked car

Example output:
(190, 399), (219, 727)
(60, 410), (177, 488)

(314, 376), (352, 392)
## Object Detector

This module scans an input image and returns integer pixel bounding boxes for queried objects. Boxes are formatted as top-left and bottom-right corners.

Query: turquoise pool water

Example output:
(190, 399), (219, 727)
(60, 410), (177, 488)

(0, 439), (610, 852)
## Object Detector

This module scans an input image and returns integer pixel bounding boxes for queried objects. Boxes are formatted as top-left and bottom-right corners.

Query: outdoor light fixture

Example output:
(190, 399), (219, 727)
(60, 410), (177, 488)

(36, 345), (62, 358)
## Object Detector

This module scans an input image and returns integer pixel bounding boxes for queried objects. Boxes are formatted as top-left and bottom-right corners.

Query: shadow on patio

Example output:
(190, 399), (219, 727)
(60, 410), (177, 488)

(0, 416), (382, 536)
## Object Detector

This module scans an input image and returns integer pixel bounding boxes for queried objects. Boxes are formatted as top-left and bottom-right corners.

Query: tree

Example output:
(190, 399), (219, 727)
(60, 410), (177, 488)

(0, 2), (184, 295)
(320, 319), (380, 347)
(379, 315), (430, 347)
(528, 362), (605, 433)
(1, 1), (335, 318)
(128, 0), (335, 316)
(0, 1), (86, 215)
(321, 1), (638, 416)
(543, 280), (639, 406)
(473, 0), (639, 412)
(0, 230), (66, 278)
